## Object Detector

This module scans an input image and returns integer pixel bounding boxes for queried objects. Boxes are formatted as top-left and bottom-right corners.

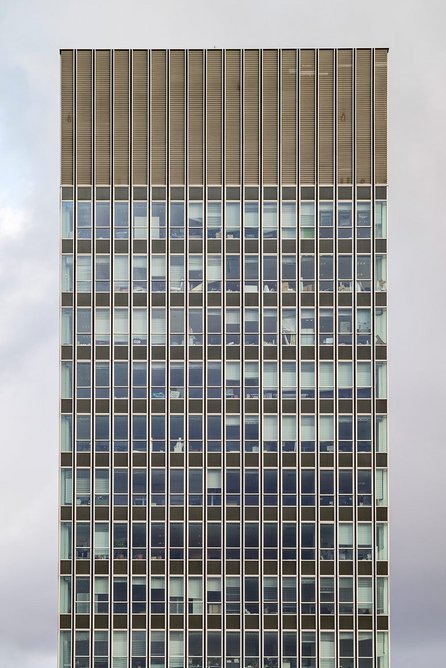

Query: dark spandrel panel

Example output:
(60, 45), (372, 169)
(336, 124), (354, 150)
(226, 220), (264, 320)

(189, 186), (203, 200)
(133, 186), (147, 199)
(357, 185), (371, 199)
(170, 186), (184, 200)
(207, 186), (221, 200)
(226, 186), (240, 200)
(338, 186), (352, 199)
(77, 186), (91, 200)
(114, 186), (128, 200)
(152, 186), (166, 199)
(243, 186), (257, 200)
(264, 186), (277, 200)
(62, 186), (74, 199)
(282, 186), (296, 200)
(301, 186), (315, 200)
(319, 186), (333, 199)
(96, 186), (110, 199)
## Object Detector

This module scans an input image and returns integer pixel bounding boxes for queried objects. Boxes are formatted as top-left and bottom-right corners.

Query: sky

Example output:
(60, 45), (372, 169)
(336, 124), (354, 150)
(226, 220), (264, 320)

(0, 0), (445, 665)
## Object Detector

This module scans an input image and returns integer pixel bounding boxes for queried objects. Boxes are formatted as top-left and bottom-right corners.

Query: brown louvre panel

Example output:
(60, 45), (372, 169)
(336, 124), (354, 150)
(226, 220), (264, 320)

(132, 50), (148, 185)
(338, 49), (353, 184)
(151, 50), (167, 185)
(61, 50), (73, 184)
(95, 50), (110, 185)
(207, 50), (222, 184)
(300, 50), (315, 184)
(263, 49), (278, 184)
(318, 50), (334, 184)
(188, 50), (204, 185)
(281, 49), (296, 184)
(76, 50), (92, 184)
(169, 50), (185, 185)
(356, 49), (372, 184)
(114, 50), (129, 185)
(375, 49), (387, 184)
(225, 50), (241, 184)
(244, 50), (259, 185)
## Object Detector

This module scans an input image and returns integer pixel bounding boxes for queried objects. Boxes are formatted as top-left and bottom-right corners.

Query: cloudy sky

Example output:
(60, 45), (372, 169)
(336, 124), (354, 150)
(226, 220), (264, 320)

(0, 0), (445, 666)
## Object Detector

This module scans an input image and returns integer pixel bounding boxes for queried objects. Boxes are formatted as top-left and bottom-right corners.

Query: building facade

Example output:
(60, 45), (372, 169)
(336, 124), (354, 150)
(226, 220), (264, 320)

(59, 49), (389, 668)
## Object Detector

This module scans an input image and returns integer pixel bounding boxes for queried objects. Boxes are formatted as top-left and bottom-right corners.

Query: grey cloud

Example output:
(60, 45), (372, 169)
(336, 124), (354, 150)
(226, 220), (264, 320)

(0, 0), (445, 666)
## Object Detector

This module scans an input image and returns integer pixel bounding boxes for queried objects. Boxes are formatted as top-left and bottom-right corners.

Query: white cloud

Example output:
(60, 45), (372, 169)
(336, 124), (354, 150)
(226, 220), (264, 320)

(0, 198), (28, 241)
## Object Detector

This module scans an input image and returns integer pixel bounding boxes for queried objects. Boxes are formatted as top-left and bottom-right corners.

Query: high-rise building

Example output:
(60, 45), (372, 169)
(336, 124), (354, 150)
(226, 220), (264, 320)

(59, 49), (389, 668)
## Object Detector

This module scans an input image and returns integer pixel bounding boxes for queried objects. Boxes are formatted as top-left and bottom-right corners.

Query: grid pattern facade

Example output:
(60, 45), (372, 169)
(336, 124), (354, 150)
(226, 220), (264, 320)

(59, 49), (389, 668)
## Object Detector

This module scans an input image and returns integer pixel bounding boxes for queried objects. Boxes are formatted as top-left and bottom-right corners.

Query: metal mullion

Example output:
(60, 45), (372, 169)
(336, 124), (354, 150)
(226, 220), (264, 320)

(104, 47), (113, 654)
(165, 49), (171, 666)
(128, 50), (134, 653)
(220, 48), (227, 665)
(184, 47), (190, 661)
(258, 47), (265, 668)
(110, 48), (118, 656)
(238, 46), (244, 665)
(333, 48), (340, 664)
(315, 48), (322, 656)
(146, 54), (152, 641)
(203, 47), (209, 666)
(277, 47), (283, 668)
(351, 47), (358, 665)
(91, 48), (97, 663)
(71, 48), (77, 668)
(371, 47), (378, 662)
(147, 53), (153, 660)
(296, 47), (302, 660)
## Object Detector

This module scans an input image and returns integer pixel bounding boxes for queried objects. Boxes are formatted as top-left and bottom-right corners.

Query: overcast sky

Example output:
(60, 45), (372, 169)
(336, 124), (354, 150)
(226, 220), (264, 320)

(0, 0), (445, 666)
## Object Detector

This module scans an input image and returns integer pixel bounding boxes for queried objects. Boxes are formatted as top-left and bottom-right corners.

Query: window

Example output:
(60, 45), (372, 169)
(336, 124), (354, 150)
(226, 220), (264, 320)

(263, 256), (277, 292)
(263, 201), (277, 238)
(338, 202), (352, 238)
(357, 523), (372, 560)
(77, 201), (91, 239)
(150, 201), (166, 239)
(207, 256), (221, 292)
(282, 308), (296, 345)
(357, 201), (371, 237)
(338, 255), (352, 292)
(132, 201), (147, 239)
(375, 201), (387, 238)
(61, 201), (73, 239)
(61, 256), (73, 292)
(95, 202), (110, 239)
(281, 201), (296, 238)
(319, 202), (333, 238)
(245, 201), (259, 238)
(170, 255), (184, 292)
(319, 362), (333, 399)
(189, 255), (203, 292)
(188, 202), (203, 239)
(375, 255), (387, 292)
(114, 202), (128, 239)
(245, 255), (259, 292)
(300, 202), (315, 238)
(263, 362), (278, 399)
(207, 202), (221, 238)
(282, 256), (297, 292)
(226, 202), (240, 239)
(357, 255), (371, 292)
(301, 416), (315, 452)
(319, 255), (333, 292)
(319, 415), (334, 453)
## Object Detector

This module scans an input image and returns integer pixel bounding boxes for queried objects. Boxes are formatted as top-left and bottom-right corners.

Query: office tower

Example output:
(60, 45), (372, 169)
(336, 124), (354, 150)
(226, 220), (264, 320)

(59, 49), (389, 668)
